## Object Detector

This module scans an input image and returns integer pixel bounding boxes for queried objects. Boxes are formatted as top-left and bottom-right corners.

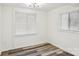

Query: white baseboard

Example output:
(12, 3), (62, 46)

(47, 41), (75, 56)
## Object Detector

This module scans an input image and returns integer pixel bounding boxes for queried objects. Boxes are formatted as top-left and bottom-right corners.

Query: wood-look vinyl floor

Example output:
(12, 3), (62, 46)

(1, 43), (74, 56)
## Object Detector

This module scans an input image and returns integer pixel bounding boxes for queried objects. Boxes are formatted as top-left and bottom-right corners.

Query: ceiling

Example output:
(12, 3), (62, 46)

(0, 3), (79, 11)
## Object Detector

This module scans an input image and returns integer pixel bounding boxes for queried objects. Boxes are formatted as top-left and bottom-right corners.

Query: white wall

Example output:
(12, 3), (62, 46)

(13, 8), (48, 49)
(0, 6), (2, 52)
(48, 5), (79, 56)
(0, 5), (48, 51)
(1, 6), (15, 51)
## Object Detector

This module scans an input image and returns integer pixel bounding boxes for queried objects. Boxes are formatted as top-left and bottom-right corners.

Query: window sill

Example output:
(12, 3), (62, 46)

(15, 32), (36, 36)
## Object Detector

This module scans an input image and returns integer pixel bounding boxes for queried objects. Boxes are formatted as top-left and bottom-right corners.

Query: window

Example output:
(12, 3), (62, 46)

(61, 10), (79, 32)
(15, 11), (36, 35)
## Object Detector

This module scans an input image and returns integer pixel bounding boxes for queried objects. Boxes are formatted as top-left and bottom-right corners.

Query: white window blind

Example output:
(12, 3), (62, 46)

(15, 11), (36, 35)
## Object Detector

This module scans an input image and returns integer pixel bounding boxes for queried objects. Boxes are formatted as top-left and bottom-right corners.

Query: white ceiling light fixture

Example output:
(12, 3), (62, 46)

(26, 3), (40, 8)
(25, 0), (45, 8)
